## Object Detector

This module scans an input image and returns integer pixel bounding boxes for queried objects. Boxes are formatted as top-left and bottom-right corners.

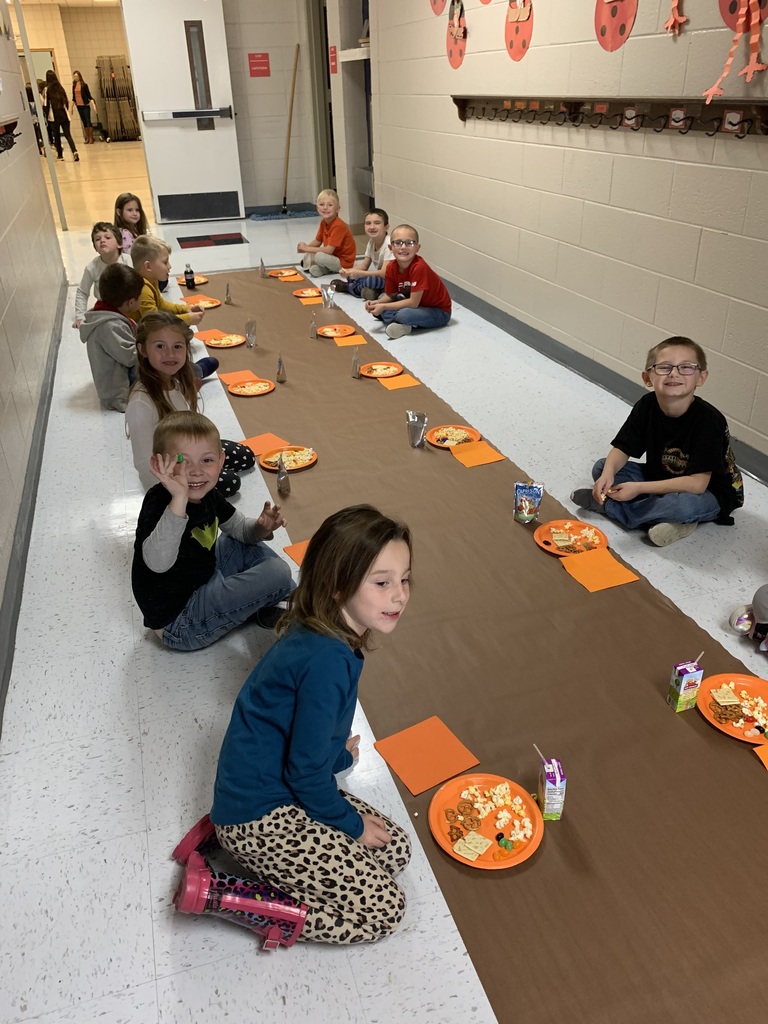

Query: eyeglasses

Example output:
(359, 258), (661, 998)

(391, 239), (418, 248)
(646, 362), (701, 376)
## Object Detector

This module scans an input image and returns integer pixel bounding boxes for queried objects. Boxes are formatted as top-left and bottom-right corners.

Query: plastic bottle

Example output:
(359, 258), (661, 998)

(184, 263), (196, 289)
(309, 312), (317, 339)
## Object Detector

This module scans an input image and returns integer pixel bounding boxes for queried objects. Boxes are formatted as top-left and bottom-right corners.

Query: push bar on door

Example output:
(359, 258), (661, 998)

(142, 106), (233, 122)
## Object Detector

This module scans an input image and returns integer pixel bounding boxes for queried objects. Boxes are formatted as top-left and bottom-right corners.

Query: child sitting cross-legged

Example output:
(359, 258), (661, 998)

(332, 207), (393, 300)
(72, 222), (133, 328)
(78, 262), (143, 412)
(211, 504), (413, 943)
(131, 410), (295, 652)
(296, 188), (357, 278)
(571, 336), (744, 547)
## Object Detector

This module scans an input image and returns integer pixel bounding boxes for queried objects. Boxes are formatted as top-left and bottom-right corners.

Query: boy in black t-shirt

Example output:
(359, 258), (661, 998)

(131, 411), (294, 650)
(572, 337), (743, 547)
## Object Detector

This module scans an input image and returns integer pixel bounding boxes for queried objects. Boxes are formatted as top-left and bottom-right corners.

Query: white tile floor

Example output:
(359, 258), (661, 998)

(2, 216), (766, 1024)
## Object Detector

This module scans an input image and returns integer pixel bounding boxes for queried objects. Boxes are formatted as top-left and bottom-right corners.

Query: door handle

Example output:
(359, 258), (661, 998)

(142, 106), (233, 121)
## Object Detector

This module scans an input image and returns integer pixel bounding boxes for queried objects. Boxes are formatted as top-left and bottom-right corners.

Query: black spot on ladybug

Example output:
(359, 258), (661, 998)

(611, 4), (618, 16)
(619, 22), (626, 35)
(515, 25), (520, 34)
(509, 39), (514, 49)
(729, 0), (738, 12)
(600, 24), (607, 37)
(522, 38), (527, 49)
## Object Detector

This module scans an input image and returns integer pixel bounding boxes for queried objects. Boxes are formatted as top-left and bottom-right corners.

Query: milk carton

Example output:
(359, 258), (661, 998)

(667, 659), (703, 712)
(537, 758), (566, 820)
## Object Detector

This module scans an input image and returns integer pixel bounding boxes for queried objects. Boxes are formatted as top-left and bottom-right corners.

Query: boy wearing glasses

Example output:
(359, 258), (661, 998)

(572, 337), (743, 546)
(364, 224), (451, 339)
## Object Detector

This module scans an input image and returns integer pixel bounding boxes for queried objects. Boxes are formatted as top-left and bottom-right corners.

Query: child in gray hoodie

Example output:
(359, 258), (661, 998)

(78, 262), (144, 411)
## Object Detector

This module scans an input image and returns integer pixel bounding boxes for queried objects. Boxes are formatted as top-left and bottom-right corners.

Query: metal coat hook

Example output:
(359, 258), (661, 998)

(629, 113), (646, 132)
(486, 107), (498, 121)
(466, 105), (475, 119)
(525, 108), (538, 124)
(475, 105), (485, 120)
(646, 114), (668, 133)
(732, 117), (753, 139)
(677, 114), (695, 136)
(590, 112), (604, 128)
(570, 111), (586, 127)
(539, 110), (553, 125)
(510, 108), (523, 123)
(554, 110), (568, 126)
(607, 112), (623, 130)
(698, 116), (721, 137)
(498, 109), (510, 122)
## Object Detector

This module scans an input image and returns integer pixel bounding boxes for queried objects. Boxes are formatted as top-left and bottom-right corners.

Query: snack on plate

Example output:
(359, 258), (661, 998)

(452, 832), (493, 862)
(207, 333), (245, 347)
(263, 447), (315, 470)
(711, 680), (768, 737)
(197, 299), (220, 309)
(366, 363), (399, 376)
(711, 684), (741, 706)
(550, 523), (601, 553)
(433, 426), (472, 446)
(230, 380), (272, 395)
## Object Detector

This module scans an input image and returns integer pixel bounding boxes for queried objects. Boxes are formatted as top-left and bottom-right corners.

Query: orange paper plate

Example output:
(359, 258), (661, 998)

(259, 446), (317, 472)
(176, 274), (208, 286)
(426, 425), (482, 449)
(697, 674), (768, 745)
(317, 324), (355, 339)
(534, 519), (608, 557)
(428, 773), (544, 871)
(293, 287), (321, 298)
(182, 295), (220, 309)
(360, 361), (403, 378)
(227, 378), (275, 397)
(268, 268), (298, 278)
(201, 333), (245, 349)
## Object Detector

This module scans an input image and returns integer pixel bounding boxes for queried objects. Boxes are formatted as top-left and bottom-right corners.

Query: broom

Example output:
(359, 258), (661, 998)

(282, 44), (300, 215)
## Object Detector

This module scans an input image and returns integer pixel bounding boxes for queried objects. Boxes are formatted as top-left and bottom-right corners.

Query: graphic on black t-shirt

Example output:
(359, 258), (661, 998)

(191, 518), (219, 550)
(661, 447), (689, 476)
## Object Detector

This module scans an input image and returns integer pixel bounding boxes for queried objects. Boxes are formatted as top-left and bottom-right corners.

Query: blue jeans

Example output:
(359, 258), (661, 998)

(591, 459), (720, 530)
(162, 535), (294, 651)
(347, 275), (384, 297)
(378, 306), (451, 331)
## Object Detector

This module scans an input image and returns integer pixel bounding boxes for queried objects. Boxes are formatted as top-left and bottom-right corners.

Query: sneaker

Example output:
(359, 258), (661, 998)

(570, 488), (604, 514)
(386, 323), (412, 340)
(331, 279), (348, 292)
(74, 153), (80, 162)
(253, 605), (285, 630)
(361, 287), (380, 301)
(647, 522), (698, 547)
(308, 264), (323, 278)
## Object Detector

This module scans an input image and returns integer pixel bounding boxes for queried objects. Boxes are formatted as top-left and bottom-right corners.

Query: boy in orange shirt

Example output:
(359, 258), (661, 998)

(297, 188), (357, 278)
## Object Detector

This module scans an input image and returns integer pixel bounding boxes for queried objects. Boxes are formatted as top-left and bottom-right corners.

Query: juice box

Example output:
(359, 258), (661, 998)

(537, 758), (566, 820)
(666, 660), (703, 712)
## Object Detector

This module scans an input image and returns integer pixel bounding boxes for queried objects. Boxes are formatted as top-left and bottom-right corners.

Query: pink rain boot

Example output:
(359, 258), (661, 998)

(173, 851), (308, 949)
(172, 814), (219, 864)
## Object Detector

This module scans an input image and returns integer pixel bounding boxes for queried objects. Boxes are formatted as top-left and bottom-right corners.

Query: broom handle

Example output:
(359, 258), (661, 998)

(283, 44), (301, 205)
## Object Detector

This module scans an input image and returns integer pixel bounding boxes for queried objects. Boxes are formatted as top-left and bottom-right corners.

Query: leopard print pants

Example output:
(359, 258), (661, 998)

(215, 792), (411, 945)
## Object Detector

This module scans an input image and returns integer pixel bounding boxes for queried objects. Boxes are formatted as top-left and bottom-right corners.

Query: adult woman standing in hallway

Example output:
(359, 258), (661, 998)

(72, 71), (94, 145)
(45, 71), (79, 162)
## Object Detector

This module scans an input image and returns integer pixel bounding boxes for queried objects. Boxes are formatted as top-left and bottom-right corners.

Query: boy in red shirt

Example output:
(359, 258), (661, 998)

(364, 224), (451, 339)
(297, 188), (357, 278)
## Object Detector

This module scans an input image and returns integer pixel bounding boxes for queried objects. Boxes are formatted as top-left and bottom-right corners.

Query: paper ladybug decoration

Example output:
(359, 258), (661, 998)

(704, 0), (767, 101)
(506, 1), (534, 62)
(595, 0), (638, 52)
(430, 0), (447, 14)
(447, 0), (467, 69)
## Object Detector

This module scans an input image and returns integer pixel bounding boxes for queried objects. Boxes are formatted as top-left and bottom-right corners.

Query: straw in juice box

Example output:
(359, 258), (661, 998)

(514, 481), (543, 523)
(534, 743), (566, 820)
(666, 650), (704, 713)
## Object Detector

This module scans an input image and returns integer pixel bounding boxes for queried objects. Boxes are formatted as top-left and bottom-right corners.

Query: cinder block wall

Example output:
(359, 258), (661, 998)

(370, 1), (768, 454)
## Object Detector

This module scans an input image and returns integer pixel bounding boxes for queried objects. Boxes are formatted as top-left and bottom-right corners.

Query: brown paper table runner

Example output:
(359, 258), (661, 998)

(193, 272), (766, 1024)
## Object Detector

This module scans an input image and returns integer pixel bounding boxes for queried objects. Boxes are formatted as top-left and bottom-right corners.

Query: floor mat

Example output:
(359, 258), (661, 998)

(248, 204), (317, 221)
(178, 233), (248, 249)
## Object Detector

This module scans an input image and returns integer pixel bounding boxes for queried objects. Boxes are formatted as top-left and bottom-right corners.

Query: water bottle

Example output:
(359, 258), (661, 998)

(309, 312), (317, 339)
(184, 263), (196, 289)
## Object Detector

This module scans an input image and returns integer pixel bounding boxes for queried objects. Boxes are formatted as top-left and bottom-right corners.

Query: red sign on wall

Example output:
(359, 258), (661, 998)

(329, 45), (338, 74)
(248, 52), (270, 77)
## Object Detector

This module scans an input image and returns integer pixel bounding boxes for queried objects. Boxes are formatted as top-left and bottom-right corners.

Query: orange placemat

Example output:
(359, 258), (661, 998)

(219, 370), (259, 386)
(754, 747), (768, 771)
(373, 716), (479, 796)
(378, 373), (420, 390)
(562, 547), (639, 593)
(279, 274), (304, 283)
(300, 297), (323, 305)
(241, 432), (291, 456)
(195, 328), (227, 343)
(451, 440), (505, 468)
(335, 333), (367, 347)
(284, 539), (310, 566)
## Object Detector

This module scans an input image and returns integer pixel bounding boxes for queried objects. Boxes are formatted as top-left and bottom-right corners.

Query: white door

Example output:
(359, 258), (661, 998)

(121, 0), (243, 223)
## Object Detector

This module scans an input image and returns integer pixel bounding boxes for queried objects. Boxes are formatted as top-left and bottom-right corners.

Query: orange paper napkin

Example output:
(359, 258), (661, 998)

(451, 440), (505, 468)
(562, 547), (639, 593)
(283, 539), (310, 566)
(753, 746), (768, 771)
(378, 373), (420, 390)
(300, 297), (323, 305)
(241, 433), (290, 455)
(373, 716), (479, 796)
(335, 334), (367, 347)
(218, 370), (259, 386)
(279, 274), (304, 283)
(195, 328), (227, 343)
